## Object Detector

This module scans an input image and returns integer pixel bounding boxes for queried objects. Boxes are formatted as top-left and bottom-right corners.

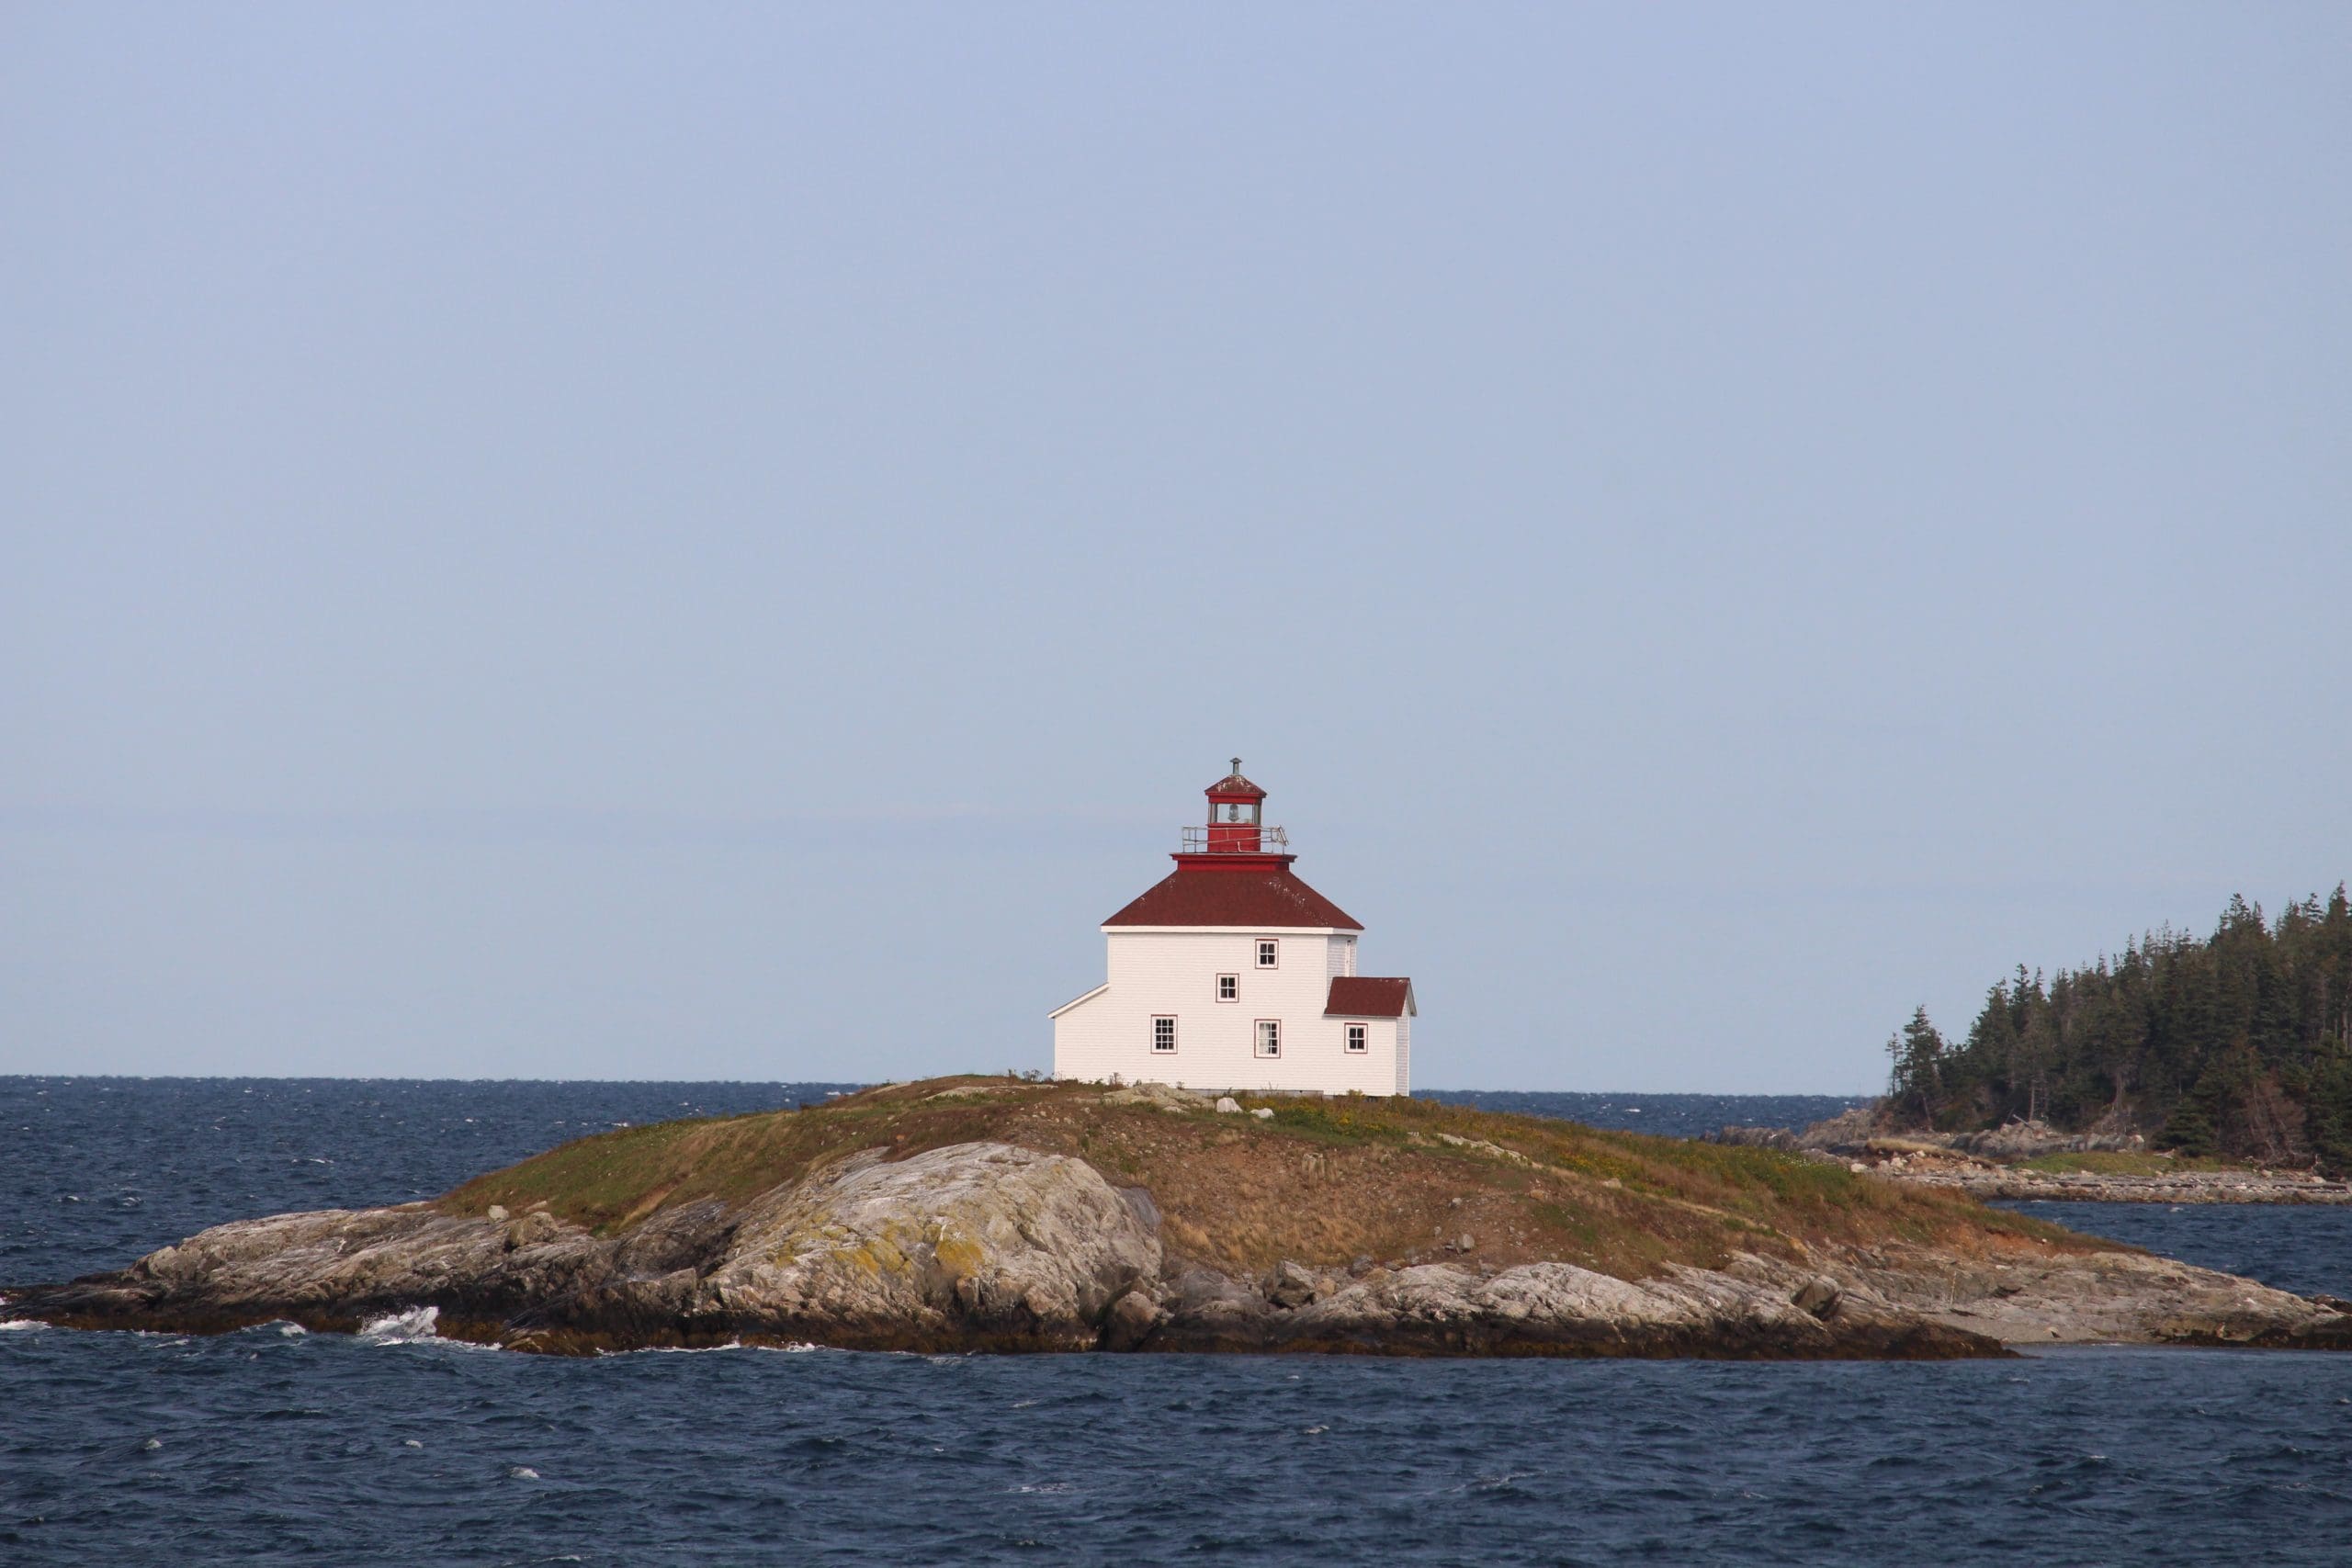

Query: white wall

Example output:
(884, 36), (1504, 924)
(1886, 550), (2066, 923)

(1053, 926), (1406, 1095)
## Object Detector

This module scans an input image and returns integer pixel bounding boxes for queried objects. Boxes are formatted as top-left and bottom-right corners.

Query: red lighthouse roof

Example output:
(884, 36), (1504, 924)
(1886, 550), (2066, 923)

(1103, 865), (1363, 931)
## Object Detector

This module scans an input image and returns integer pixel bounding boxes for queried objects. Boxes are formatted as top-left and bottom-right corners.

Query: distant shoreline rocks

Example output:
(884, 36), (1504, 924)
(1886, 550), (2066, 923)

(1709, 1110), (2352, 1204)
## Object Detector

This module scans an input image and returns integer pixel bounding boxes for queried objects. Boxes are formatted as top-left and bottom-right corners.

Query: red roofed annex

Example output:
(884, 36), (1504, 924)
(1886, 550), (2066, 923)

(1051, 762), (1418, 1096)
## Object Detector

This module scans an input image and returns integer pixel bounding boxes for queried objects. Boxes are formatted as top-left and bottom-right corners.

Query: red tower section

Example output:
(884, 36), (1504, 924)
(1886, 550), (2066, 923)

(1104, 761), (1360, 928)
(1176, 759), (1290, 871)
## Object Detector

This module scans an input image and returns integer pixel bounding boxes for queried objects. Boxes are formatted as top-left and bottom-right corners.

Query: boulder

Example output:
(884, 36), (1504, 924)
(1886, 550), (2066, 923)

(692, 1143), (1161, 1349)
(1158, 1264), (1275, 1349)
(1099, 1289), (1164, 1351)
(504, 1211), (564, 1248)
(1792, 1275), (1841, 1317)
(1103, 1082), (1208, 1111)
(1266, 1260), (1320, 1309)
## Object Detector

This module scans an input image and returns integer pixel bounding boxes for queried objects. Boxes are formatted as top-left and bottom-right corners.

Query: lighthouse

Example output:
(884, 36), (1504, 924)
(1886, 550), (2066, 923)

(1050, 761), (1417, 1096)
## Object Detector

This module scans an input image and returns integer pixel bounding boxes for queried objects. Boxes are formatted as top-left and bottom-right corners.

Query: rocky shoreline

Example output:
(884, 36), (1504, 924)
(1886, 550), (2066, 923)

(11, 1120), (2352, 1359)
(1713, 1112), (2352, 1206)
(1856, 1156), (2352, 1206)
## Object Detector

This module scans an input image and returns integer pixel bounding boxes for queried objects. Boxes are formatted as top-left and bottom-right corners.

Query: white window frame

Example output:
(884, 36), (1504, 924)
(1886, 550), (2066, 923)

(1344, 1022), (1368, 1054)
(1151, 1015), (1178, 1055)
(1256, 938), (1279, 970)
(1216, 974), (1238, 1002)
(1255, 1019), (1281, 1058)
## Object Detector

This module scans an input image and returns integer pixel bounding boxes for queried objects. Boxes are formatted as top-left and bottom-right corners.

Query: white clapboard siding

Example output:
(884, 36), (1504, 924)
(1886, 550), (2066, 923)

(1054, 927), (1404, 1096)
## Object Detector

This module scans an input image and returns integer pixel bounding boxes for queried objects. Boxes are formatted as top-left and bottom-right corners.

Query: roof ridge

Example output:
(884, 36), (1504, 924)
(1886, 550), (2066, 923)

(1103, 864), (1362, 931)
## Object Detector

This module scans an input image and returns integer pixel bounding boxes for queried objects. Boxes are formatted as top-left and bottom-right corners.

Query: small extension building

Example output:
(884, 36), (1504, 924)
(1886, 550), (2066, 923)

(1051, 762), (1417, 1096)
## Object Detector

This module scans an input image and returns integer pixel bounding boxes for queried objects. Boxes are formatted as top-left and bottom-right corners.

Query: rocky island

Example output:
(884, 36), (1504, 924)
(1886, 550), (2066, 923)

(9, 1077), (2351, 1359)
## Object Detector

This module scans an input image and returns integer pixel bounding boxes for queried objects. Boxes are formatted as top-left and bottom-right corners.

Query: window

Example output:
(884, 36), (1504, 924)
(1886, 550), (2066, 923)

(1345, 1023), (1367, 1054)
(1255, 1019), (1281, 1058)
(1256, 939), (1279, 969)
(1152, 1016), (1177, 1054)
(1216, 974), (1238, 1002)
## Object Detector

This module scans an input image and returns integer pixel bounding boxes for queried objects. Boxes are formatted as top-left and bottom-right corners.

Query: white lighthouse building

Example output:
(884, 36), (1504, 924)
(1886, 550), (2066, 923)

(1051, 762), (1416, 1096)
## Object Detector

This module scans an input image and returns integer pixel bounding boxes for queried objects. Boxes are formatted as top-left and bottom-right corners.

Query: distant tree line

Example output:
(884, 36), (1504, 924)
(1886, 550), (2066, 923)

(1884, 887), (2352, 1167)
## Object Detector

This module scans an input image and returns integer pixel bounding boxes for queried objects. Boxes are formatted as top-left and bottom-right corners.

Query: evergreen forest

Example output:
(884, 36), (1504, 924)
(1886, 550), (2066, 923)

(1883, 887), (2352, 1168)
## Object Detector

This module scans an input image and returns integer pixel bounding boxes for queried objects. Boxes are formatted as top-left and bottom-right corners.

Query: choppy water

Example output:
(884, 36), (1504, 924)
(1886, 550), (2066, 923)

(6, 1078), (2352, 1566)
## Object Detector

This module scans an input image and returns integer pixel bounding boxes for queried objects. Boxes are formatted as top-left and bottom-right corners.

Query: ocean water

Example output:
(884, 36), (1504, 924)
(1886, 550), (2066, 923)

(6, 1077), (2352, 1566)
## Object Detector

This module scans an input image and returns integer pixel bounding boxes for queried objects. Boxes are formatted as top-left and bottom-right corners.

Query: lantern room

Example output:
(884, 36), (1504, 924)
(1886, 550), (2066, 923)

(1180, 760), (1290, 865)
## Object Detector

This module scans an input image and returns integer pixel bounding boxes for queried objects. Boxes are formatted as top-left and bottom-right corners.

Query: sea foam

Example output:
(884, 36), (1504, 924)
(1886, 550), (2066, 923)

(359, 1306), (443, 1343)
(356, 1305), (497, 1350)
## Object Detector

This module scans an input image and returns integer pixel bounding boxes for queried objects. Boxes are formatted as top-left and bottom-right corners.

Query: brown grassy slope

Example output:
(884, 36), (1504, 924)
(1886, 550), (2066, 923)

(438, 1076), (2106, 1280)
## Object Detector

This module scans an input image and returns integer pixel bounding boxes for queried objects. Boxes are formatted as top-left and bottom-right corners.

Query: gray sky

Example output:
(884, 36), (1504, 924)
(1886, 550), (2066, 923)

(4, 5), (2346, 1089)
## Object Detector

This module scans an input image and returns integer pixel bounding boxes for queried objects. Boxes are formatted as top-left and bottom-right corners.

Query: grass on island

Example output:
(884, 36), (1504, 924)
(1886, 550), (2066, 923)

(438, 1075), (2105, 1284)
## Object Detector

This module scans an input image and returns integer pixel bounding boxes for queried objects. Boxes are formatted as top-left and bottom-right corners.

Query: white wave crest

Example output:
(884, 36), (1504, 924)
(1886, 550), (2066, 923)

(0, 1317), (49, 1333)
(356, 1306), (497, 1351)
(359, 1306), (442, 1343)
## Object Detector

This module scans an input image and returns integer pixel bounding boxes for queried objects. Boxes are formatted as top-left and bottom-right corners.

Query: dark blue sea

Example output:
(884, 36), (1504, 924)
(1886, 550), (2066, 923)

(6, 1079), (2352, 1566)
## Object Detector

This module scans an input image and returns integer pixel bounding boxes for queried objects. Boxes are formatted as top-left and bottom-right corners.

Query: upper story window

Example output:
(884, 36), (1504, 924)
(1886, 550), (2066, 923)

(1216, 974), (1238, 1002)
(1255, 1019), (1281, 1058)
(1220, 802), (1260, 824)
(1152, 1016), (1177, 1054)
(1345, 1023), (1367, 1054)
(1256, 939), (1279, 969)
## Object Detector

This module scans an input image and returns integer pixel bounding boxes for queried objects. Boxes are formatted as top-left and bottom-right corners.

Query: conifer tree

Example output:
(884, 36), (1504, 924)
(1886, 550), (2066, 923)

(1885, 1005), (1947, 1125)
(1883, 886), (2352, 1168)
